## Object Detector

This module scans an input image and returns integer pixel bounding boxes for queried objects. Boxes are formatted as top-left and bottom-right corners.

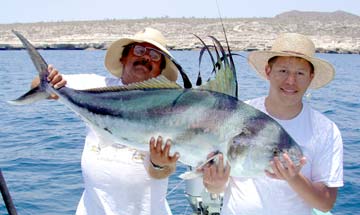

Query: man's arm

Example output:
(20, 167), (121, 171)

(147, 136), (179, 179)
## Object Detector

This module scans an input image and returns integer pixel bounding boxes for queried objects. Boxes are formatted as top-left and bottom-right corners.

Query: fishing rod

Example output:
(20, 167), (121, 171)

(0, 169), (18, 215)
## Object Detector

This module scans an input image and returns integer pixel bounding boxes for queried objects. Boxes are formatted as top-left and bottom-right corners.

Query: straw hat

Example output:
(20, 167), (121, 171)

(248, 33), (335, 89)
(104, 27), (178, 81)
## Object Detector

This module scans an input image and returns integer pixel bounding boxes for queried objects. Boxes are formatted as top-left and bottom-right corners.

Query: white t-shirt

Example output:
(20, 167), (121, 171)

(221, 96), (343, 215)
(64, 74), (172, 215)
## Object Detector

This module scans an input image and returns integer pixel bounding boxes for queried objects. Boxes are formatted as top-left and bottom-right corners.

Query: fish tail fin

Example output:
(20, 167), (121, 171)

(7, 86), (49, 105)
(8, 31), (51, 105)
(12, 30), (49, 80)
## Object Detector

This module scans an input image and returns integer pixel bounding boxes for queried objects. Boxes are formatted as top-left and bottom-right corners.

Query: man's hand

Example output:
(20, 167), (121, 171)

(200, 153), (230, 194)
(147, 136), (179, 179)
(47, 65), (66, 89)
(265, 153), (306, 182)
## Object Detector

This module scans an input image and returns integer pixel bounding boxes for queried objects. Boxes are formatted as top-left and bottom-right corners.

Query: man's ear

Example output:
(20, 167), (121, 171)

(120, 56), (125, 64)
(265, 64), (271, 80)
(310, 71), (315, 81)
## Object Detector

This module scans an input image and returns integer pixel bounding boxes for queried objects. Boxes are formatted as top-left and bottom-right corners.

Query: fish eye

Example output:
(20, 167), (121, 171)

(272, 147), (281, 157)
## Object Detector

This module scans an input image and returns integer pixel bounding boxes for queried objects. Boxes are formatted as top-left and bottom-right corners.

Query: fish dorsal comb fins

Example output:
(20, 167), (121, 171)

(197, 36), (238, 98)
(81, 75), (182, 93)
(198, 66), (236, 98)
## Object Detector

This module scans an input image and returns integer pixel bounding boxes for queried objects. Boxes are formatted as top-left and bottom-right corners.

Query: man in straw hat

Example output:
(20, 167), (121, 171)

(34, 27), (180, 215)
(201, 33), (343, 215)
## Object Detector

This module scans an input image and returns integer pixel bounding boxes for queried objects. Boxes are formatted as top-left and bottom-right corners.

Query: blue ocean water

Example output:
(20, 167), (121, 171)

(0, 50), (359, 215)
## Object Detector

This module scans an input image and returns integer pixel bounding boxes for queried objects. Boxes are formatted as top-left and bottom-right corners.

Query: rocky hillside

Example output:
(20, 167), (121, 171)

(0, 10), (359, 53)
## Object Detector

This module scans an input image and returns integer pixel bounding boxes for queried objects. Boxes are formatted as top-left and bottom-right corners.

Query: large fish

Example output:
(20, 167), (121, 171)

(9, 31), (303, 177)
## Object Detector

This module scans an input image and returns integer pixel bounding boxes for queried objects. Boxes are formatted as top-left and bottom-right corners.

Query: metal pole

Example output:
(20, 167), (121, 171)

(0, 169), (18, 215)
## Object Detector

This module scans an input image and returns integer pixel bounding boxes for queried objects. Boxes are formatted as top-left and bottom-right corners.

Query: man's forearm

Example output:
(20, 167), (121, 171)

(288, 174), (337, 212)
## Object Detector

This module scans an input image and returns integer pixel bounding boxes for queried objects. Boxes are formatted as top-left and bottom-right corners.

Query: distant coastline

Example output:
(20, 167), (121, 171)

(1, 10), (359, 54)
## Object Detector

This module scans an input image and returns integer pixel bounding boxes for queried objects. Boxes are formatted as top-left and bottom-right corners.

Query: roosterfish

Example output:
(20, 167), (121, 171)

(8, 30), (303, 178)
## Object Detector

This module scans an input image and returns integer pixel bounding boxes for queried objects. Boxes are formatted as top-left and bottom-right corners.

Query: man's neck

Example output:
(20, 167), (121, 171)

(264, 97), (303, 120)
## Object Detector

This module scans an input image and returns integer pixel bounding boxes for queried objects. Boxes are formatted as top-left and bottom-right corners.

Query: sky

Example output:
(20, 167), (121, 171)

(1, 0), (359, 24)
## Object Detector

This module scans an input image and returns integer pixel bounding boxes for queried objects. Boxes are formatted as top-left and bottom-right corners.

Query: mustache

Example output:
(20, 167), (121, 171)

(133, 59), (152, 71)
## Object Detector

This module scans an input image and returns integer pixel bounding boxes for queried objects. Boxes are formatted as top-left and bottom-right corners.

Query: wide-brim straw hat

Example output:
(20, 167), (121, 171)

(104, 27), (178, 81)
(248, 33), (335, 89)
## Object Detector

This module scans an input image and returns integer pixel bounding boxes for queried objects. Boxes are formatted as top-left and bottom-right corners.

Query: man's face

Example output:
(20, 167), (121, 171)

(265, 56), (314, 106)
(120, 42), (164, 84)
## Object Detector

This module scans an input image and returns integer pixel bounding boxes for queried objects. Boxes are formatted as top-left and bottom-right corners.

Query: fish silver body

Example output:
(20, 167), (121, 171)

(9, 31), (303, 178)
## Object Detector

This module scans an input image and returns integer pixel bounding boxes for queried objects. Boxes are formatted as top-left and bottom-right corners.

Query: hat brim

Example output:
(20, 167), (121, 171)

(104, 37), (178, 81)
(248, 51), (335, 89)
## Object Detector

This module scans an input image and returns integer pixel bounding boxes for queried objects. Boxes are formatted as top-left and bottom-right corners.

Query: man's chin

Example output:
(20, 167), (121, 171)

(133, 65), (151, 73)
(128, 72), (152, 83)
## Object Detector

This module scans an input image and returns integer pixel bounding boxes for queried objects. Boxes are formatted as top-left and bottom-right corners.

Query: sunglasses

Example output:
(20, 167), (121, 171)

(131, 44), (162, 62)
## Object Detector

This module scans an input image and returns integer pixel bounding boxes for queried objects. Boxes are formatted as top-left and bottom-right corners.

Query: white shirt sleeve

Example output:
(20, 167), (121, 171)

(63, 74), (108, 89)
(311, 121), (344, 187)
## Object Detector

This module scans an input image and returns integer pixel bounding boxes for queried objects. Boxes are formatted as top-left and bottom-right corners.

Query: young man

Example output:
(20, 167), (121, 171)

(202, 33), (343, 215)
(40, 27), (180, 215)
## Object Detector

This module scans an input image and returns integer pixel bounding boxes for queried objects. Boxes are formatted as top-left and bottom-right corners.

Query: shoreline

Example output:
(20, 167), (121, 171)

(1, 44), (357, 54)
(1, 11), (359, 54)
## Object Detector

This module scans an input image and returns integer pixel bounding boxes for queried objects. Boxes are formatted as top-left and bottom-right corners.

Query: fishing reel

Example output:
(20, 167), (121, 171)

(184, 167), (223, 215)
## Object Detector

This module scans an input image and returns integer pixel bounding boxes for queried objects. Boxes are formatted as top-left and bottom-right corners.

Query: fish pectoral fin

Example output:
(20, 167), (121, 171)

(179, 153), (222, 180)
(8, 86), (50, 105)
(178, 171), (202, 180)
(196, 152), (221, 169)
